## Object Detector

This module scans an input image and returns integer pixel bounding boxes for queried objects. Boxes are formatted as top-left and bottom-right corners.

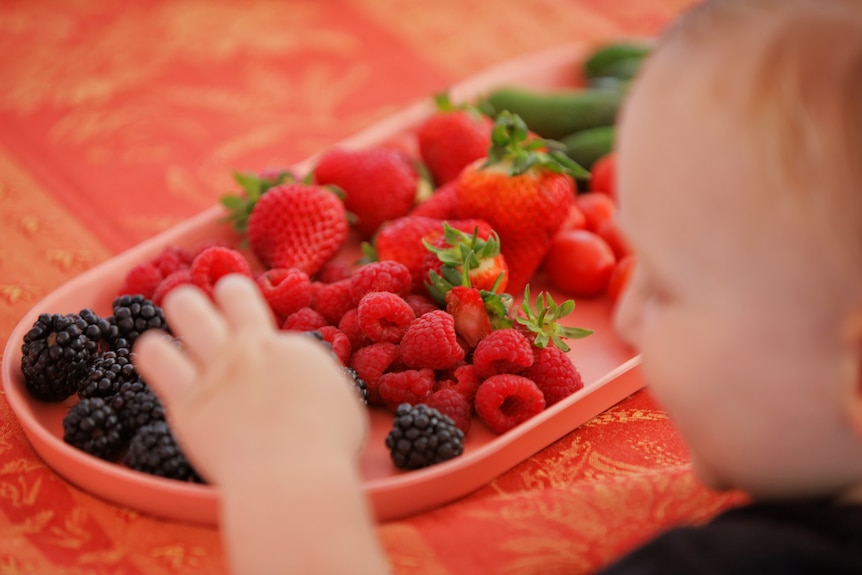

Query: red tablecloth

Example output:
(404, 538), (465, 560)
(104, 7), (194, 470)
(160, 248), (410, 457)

(0, 1), (744, 572)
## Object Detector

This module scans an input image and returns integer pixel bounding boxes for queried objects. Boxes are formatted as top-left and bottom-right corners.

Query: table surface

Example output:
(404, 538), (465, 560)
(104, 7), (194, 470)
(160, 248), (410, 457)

(0, 1), (744, 573)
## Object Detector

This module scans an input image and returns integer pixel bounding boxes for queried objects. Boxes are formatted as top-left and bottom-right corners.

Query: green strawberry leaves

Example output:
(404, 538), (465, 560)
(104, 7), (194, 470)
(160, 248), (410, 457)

(482, 111), (591, 179)
(516, 285), (593, 352)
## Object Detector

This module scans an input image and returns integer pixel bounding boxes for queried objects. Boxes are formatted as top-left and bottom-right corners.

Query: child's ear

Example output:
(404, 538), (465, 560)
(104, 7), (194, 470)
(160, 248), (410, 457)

(842, 307), (862, 437)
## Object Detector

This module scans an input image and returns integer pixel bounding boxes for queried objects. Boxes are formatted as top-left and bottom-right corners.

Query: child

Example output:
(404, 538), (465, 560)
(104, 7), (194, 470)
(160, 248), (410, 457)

(133, 0), (862, 572)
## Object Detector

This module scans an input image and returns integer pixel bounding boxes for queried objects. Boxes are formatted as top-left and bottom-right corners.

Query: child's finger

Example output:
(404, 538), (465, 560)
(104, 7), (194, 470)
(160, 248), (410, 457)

(161, 285), (230, 365)
(213, 274), (276, 332)
(132, 330), (197, 408)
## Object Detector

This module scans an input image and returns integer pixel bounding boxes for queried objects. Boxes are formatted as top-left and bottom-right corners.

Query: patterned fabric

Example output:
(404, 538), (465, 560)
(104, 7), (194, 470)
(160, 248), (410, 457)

(0, 0), (745, 572)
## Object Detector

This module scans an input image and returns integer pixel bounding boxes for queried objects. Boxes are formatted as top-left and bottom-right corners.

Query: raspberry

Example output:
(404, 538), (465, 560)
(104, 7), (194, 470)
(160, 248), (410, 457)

(337, 308), (372, 350)
(151, 245), (193, 277)
(356, 292), (415, 344)
(191, 239), (232, 259)
(471, 328), (534, 379)
(315, 326), (352, 366)
(342, 366), (369, 405)
(190, 246), (252, 297)
(124, 421), (203, 482)
(436, 363), (480, 404)
(311, 278), (354, 324)
(378, 368), (435, 411)
(404, 293), (440, 317)
(256, 268), (312, 318)
(522, 346), (584, 406)
(475, 374), (546, 434)
(315, 260), (353, 284)
(63, 397), (126, 460)
(349, 342), (400, 405)
(78, 348), (140, 399)
(399, 310), (464, 370)
(118, 263), (163, 300)
(109, 294), (169, 347)
(282, 307), (328, 332)
(350, 260), (412, 304)
(424, 388), (472, 435)
(385, 403), (464, 470)
(21, 313), (97, 402)
(152, 268), (193, 306)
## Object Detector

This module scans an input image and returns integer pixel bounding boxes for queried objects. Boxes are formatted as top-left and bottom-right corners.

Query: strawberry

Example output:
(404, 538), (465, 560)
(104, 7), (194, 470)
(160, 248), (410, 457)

(368, 215), (496, 293)
(455, 112), (589, 292)
(423, 222), (508, 298)
(314, 146), (422, 239)
(222, 172), (349, 277)
(409, 179), (459, 219)
(444, 286), (492, 349)
(417, 93), (494, 186)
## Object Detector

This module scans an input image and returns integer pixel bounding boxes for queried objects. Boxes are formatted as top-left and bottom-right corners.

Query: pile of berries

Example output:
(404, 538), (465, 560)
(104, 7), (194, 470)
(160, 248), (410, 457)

(115, 236), (591, 471)
(19, 295), (202, 482)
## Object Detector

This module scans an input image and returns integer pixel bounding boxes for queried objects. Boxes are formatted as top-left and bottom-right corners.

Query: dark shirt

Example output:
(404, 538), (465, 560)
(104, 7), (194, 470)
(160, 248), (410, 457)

(598, 499), (862, 574)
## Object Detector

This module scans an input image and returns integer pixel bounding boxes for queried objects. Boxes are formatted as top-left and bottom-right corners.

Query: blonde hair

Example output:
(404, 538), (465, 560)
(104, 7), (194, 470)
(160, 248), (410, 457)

(659, 0), (862, 291)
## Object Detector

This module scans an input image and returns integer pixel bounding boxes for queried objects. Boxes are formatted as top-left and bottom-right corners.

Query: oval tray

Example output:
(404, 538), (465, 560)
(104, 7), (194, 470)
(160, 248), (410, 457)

(1, 43), (642, 525)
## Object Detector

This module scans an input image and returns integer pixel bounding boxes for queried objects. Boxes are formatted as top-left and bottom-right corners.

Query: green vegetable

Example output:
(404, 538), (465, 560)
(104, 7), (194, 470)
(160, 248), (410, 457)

(482, 87), (624, 140)
(583, 42), (651, 79)
(560, 126), (615, 170)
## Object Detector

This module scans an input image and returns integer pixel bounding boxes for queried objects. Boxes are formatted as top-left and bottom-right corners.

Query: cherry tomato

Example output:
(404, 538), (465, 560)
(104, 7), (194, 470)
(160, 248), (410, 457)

(594, 217), (632, 260)
(559, 203), (587, 232)
(608, 253), (637, 305)
(543, 229), (616, 297)
(590, 152), (616, 199)
(574, 192), (616, 232)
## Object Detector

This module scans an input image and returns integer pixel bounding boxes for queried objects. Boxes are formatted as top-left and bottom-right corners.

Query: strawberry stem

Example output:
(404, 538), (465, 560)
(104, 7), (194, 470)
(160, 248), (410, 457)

(515, 285), (593, 352)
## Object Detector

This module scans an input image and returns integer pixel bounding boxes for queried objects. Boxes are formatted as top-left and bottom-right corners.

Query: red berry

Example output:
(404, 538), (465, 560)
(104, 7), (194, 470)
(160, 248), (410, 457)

(118, 263), (163, 300)
(522, 346), (584, 406)
(282, 307), (328, 332)
(425, 389), (472, 435)
(337, 307), (372, 350)
(152, 245), (193, 277)
(409, 180), (459, 219)
(152, 268), (193, 306)
(399, 310), (465, 370)
(378, 368), (436, 411)
(312, 278), (355, 325)
(417, 107), (494, 185)
(350, 342), (401, 405)
(472, 328), (534, 379)
(256, 268), (312, 319)
(315, 260), (353, 284)
(190, 246), (252, 298)
(356, 292), (415, 344)
(316, 325), (352, 366)
(436, 363), (480, 404)
(314, 146), (419, 239)
(404, 293), (440, 317)
(474, 374), (546, 434)
(350, 260), (412, 305)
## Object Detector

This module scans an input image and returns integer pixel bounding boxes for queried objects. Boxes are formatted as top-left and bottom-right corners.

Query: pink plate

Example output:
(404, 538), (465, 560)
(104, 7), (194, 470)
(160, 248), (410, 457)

(1, 43), (642, 525)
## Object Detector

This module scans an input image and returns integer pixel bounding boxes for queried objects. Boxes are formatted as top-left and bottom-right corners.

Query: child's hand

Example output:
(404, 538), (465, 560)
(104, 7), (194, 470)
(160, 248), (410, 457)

(132, 273), (367, 486)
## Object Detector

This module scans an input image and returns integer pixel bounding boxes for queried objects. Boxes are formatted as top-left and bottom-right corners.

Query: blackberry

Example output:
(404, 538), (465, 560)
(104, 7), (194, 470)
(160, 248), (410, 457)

(342, 366), (368, 405)
(78, 308), (118, 351)
(108, 294), (169, 347)
(108, 379), (165, 433)
(124, 421), (202, 482)
(78, 348), (141, 399)
(63, 397), (126, 460)
(21, 313), (95, 401)
(385, 403), (464, 470)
